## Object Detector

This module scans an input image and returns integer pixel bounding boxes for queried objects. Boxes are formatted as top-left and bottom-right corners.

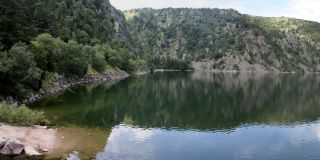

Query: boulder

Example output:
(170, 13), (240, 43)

(0, 139), (24, 155)
(0, 138), (7, 149)
(24, 146), (43, 156)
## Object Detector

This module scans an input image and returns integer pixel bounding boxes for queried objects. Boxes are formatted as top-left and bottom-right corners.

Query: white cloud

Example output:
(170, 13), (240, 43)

(271, 0), (320, 22)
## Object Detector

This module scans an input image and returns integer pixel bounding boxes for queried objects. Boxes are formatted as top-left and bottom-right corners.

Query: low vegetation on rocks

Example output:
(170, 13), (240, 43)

(0, 102), (48, 126)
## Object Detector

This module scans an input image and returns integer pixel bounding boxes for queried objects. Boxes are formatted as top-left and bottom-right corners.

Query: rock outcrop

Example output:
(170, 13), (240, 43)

(0, 138), (45, 157)
(23, 69), (129, 104)
(0, 139), (24, 155)
(0, 124), (55, 158)
(0, 138), (7, 149)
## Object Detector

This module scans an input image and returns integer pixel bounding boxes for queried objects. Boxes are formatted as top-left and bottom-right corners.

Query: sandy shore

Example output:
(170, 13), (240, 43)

(0, 124), (57, 151)
(0, 124), (110, 159)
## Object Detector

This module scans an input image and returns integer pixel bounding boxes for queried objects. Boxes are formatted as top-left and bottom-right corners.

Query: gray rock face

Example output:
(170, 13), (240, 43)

(0, 139), (24, 155)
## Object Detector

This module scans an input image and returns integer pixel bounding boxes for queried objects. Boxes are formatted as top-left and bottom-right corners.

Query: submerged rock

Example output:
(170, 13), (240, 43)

(0, 139), (24, 155)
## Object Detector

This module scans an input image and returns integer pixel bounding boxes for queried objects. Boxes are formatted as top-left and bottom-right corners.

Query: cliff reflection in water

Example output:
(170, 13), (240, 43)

(32, 72), (320, 130)
(31, 72), (320, 159)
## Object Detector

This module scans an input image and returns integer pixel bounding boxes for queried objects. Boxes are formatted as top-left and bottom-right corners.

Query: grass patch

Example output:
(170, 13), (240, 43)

(87, 65), (100, 75)
(105, 64), (115, 72)
(0, 102), (49, 126)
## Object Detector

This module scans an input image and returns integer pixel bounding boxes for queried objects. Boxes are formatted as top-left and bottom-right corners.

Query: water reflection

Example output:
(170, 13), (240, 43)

(30, 72), (320, 159)
(32, 72), (320, 130)
(97, 122), (320, 160)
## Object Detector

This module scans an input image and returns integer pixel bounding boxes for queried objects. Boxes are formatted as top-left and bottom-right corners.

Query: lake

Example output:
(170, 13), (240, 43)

(31, 72), (320, 160)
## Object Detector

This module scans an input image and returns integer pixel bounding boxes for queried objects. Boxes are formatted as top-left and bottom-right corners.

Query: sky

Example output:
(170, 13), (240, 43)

(110, 0), (320, 22)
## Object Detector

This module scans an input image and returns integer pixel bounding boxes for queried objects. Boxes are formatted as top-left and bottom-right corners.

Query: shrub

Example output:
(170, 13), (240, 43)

(0, 43), (42, 97)
(91, 52), (107, 73)
(61, 41), (88, 77)
(0, 102), (49, 126)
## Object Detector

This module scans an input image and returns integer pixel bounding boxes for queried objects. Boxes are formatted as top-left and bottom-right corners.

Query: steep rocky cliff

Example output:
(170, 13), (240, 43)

(124, 8), (320, 72)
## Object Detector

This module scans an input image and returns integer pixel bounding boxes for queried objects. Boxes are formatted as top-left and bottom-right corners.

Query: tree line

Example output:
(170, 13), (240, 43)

(0, 33), (145, 98)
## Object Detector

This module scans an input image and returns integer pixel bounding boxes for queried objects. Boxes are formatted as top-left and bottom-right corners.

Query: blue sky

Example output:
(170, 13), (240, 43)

(110, 0), (320, 22)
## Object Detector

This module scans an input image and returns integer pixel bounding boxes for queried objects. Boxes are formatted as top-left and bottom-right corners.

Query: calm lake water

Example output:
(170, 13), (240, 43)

(31, 72), (320, 160)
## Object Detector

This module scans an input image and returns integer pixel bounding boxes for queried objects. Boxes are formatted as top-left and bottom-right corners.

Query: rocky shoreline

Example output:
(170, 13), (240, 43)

(21, 69), (129, 104)
(0, 137), (47, 158)
(0, 124), (55, 159)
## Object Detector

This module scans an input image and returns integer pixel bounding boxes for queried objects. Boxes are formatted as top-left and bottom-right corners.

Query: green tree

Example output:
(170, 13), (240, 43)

(0, 43), (42, 97)
(31, 33), (63, 72)
(61, 41), (88, 77)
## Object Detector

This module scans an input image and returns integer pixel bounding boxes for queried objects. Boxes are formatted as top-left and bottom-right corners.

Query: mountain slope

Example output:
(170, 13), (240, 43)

(0, 0), (130, 49)
(124, 8), (320, 72)
(0, 0), (146, 99)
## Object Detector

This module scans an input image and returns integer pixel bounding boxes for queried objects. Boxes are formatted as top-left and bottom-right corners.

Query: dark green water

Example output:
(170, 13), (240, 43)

(31, 72), (320, 160)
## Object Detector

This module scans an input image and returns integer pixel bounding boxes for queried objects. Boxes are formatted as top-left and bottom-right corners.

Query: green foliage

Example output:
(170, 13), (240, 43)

(248, 16), (320, 42)
(0, 0), (127, 49)
(125, 8), (320, 72)
(31, 33), (64, 72)
(31, 34), (90, 78)
(0, 0), (37, 50)
(75, 30), (90, 44)
(91, 50), (107, 73)
(0, 102), (48, 126)
(145, 56), (191, 70)
(2, 2), (320, 100)
(125, 8), (244, 61)
(101, 43), (147, 72)
(61, 41), (88, 77)
(105, 46), (123, 68)
(0, 43), (42, 97)
(41, 72), (55, 91)
(0, 32), (145, 98)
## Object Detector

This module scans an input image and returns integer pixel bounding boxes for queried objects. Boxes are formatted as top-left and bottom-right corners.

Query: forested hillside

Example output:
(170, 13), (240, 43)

(2, 2), (320, 99)
(1, 0), (130, 48)
(0, 0), (145, 99)
(125, 8), (320, 72)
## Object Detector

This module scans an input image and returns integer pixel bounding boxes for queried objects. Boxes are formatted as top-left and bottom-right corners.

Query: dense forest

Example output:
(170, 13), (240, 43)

(1, 0), (320, 100)
(125, 8), (320, 72)
(0, 0), (147, 98)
